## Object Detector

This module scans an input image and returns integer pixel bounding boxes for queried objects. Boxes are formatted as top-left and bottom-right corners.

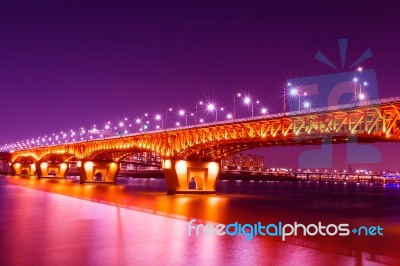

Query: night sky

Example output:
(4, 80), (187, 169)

(1, 1), (400, 170)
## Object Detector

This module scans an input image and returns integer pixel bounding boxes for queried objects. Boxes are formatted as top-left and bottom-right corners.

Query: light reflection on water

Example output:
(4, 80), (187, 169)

(0, 175), (399, 265)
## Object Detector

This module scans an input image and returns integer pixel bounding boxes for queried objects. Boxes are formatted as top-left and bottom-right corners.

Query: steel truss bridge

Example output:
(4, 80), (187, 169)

(5, 97), (400, 194)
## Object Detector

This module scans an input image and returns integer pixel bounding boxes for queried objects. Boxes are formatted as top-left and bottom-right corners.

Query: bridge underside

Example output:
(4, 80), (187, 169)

(77, 161), (120, 183)
(162, 159), (220, 195)
(12, 163), (36, 175)
(36, 162), (69, 178)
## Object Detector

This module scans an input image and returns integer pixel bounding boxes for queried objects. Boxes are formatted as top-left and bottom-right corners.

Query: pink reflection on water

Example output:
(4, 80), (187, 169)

(1, 175), (400, 265)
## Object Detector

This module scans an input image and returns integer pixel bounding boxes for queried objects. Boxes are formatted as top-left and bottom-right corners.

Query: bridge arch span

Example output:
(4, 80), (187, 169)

(11, 155), (37, 175)
(83, 148), (158, 161)
(12, 155), (38, 164)
(39, 153), (75, 163)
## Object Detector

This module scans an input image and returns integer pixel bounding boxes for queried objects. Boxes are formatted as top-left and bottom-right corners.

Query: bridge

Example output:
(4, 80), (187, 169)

(4, 97), (400, 194)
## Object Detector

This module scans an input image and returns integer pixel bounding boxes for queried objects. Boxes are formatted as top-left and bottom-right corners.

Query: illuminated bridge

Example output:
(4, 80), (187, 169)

(5, 98), (400, 194)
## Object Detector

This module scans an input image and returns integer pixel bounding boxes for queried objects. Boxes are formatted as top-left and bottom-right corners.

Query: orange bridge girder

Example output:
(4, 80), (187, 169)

(10, 100), (400, 163)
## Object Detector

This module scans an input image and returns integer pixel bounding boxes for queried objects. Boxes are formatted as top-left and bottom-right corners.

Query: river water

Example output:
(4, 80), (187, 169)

(0, 175), (399, 265)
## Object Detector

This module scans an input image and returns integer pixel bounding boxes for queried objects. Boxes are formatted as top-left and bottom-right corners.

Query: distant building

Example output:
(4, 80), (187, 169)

(123, 152), (161, 165)
(120, 152), (162, 173)
(222, 153), (264, 170)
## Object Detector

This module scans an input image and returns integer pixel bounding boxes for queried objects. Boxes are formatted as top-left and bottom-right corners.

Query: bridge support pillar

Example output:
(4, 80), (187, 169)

(77, 161), (120, 183)
(162, 159), (221, 195)
(11, 162), (36, 176)
(36, 162), (69, 178)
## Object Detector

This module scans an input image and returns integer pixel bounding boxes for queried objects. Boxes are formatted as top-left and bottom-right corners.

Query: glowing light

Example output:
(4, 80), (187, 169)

(243, 97), (251, 104)
(353, 77), (358, 82)
(289, 88), (298, 96)
(227, 113), (233, 119)
(363, 81), (368, 86)
(207, 103), (215, 111)
(176, 160), (187, 175)
(303, 101), (311, 109)
(261, 107), (268, 114)
(208, 162), (219, 176)
(359, 93), (366, 100)
(155, 114), (161, 120)
(179, 110), (185, 116)
(163, 159), (171, 169)
(357, 67), (363, 72)
(136, 118), (141, 124)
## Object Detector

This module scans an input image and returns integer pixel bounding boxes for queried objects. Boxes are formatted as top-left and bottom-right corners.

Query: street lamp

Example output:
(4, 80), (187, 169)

(155, 114), (163, 129)
(288, 86), (307, 110)
(165, 107), (172, 129)
(207, 103), (218, 121)
(353, 67), (363, 105)
(136, 118), (142, 131)
(178, 109), (188, 126)
(195, 101), (203, 124)
(136, 113), (148, 131)
(243, 96), (254, 117)
(261, 107), (268, 115)
(303, 101), (311, 109)
(234, 93), (241, 119)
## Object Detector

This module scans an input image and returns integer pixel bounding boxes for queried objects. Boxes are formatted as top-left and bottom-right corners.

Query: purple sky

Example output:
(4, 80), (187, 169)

(1, 1), (400, 170)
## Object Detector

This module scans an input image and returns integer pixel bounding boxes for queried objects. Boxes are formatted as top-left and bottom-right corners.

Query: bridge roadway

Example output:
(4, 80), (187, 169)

(4, 97), (400, 194)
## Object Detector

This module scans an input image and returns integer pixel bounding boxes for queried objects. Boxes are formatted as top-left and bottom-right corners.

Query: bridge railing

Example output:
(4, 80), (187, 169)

(4, 96), (400, 151)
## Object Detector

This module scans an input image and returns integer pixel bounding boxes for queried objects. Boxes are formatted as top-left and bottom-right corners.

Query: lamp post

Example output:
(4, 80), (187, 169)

(354, 67), (363, 105)
(353, 77), (359, 105)
(165, 107), (172, 129)
(195, 101), (203, 124)
(288, 86), (307, 111)
(207, 103), (217, 121)
(135, 118), (142, 132)
(284, 83), (288, 113)
(136, 113), (148, 132)
(301, 92), (307, 109)
(303, 101), (311, 110)
(234, 93), (241, 119)
(360, 81), (368, 103)
(261, 107), (268, 115)
(243, 96), (253, 118)
(179, 109), (188, 126)
(118, 121), (125, 135)
(155, 114), (163, 129)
